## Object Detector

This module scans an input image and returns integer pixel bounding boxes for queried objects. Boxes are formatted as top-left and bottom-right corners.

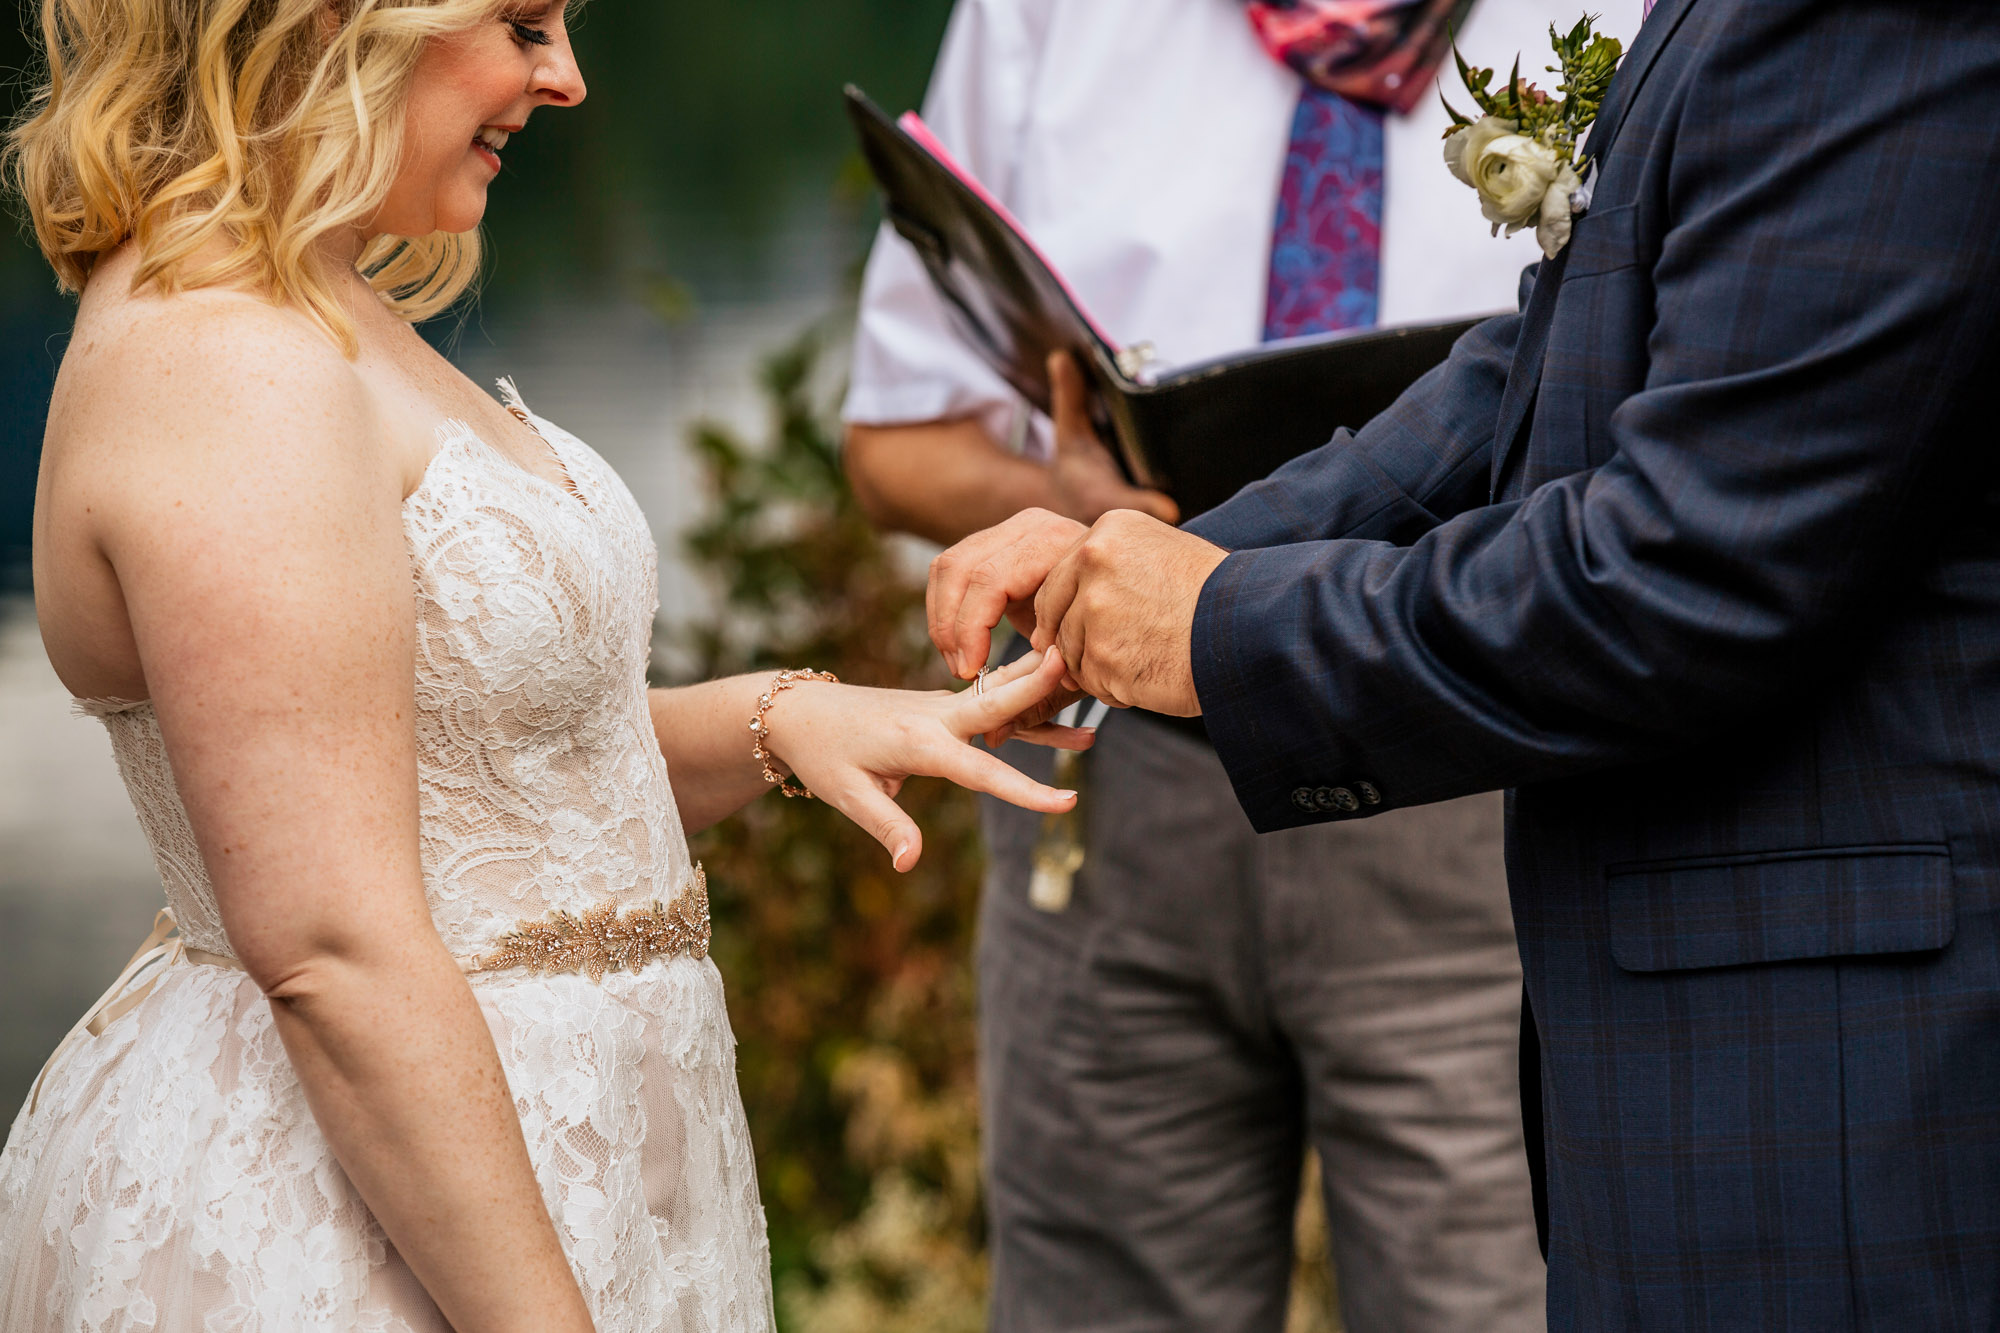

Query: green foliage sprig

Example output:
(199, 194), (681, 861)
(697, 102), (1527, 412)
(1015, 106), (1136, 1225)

(1442, 13), (1623, 166)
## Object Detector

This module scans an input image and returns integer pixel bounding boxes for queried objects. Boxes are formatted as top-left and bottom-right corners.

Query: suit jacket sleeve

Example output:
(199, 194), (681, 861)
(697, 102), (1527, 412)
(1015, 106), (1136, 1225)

(1184, 301), (1524, 552)
(1193, 2), (2000, 832)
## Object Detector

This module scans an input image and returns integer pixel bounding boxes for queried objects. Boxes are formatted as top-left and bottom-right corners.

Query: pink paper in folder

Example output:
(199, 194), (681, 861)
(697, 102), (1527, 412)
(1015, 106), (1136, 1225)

(895, 111), (1121, 352)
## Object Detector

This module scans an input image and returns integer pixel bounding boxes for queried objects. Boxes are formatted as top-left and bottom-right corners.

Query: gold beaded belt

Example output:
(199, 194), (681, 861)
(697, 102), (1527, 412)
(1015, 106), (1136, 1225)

(29, 866), (711, 1115)
(463, 864), (711, 980)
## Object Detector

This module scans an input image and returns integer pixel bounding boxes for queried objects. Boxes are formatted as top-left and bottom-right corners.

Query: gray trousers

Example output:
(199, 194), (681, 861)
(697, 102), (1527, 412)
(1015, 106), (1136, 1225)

(979, 713), (1542, 1333)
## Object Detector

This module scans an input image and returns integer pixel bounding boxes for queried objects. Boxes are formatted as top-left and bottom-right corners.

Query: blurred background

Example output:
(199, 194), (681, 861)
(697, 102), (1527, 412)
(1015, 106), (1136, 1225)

(0, 2), (1338, 1326)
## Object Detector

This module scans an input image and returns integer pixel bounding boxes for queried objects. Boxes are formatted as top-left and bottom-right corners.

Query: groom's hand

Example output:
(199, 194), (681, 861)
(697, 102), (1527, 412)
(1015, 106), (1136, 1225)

(928, 507), (1088, 678)
(1031, 510), (1227, 716)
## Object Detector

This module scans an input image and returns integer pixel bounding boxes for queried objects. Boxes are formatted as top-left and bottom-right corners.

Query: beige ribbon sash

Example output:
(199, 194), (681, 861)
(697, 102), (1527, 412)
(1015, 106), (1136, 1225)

(28, 908), (187, 1115)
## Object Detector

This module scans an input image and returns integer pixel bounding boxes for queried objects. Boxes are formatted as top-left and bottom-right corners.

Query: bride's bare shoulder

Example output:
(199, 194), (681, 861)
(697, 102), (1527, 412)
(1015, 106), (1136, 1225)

(36, 257), (411, 702)
(55, 265), (375, 477)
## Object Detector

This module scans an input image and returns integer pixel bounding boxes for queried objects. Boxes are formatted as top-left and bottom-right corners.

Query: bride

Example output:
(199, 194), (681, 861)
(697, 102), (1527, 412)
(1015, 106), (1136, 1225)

(0, 0), (1090, 1327)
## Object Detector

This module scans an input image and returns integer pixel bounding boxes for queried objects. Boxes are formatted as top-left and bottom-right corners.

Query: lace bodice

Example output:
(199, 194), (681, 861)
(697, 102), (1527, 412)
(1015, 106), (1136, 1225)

(81, 389), (695, 961)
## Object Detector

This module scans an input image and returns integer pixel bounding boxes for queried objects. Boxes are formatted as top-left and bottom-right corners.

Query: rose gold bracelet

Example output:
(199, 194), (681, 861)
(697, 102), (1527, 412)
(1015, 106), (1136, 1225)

(748, 668), (840, 798)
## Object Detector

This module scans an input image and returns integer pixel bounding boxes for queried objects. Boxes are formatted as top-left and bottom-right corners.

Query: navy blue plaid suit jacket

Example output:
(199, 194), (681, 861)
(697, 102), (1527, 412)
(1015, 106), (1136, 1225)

(1185, 0), (2000, 1325)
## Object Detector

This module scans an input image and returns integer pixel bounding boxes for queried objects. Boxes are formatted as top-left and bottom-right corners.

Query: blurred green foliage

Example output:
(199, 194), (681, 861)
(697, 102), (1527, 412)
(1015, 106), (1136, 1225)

(669, 327), (989, 1326)
(469, 0), (956, 307)
(670, 325), (1344, 1330)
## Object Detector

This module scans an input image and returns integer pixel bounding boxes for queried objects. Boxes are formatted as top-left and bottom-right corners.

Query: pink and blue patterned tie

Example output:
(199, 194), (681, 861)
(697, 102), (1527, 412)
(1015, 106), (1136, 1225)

(1263, 85), (1383, 340)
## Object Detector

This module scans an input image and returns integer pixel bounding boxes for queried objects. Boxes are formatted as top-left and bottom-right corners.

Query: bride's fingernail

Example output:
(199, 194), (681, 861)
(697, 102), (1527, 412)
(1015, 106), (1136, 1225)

(1056, 790), (1077, 801)
(893, 843), (910, 868)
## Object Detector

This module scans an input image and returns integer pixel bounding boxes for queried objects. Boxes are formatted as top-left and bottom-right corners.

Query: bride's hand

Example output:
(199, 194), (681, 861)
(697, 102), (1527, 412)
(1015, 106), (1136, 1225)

(764, 646), (1092, 873)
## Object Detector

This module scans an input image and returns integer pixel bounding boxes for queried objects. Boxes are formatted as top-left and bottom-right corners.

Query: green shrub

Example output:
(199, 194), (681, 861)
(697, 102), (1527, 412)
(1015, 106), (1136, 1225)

(670, 326), (988, 1328)
(671, 323), (1339, 1331)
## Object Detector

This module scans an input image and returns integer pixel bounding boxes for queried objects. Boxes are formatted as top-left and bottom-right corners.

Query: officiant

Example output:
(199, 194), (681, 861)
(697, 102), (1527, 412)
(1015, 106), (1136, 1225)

(841, 1), (1639, 1328)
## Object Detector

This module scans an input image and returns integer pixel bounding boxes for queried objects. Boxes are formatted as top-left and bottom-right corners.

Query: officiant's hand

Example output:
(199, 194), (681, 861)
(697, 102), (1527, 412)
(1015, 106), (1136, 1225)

(1030, 510), (1228, 716)
(1045, 351), (1180, 528)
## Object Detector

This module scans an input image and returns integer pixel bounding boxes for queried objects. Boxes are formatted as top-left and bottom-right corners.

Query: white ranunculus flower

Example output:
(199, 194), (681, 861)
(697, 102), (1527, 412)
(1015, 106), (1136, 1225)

(1442, 114), (1515, 190)
(1470, 132), (1562, 236)
(1534, 163), (1583, 259)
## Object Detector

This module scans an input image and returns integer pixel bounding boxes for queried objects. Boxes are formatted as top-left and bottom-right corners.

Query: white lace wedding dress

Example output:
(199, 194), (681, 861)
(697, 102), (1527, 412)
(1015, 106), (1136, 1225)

(0, 387), (776, 1331)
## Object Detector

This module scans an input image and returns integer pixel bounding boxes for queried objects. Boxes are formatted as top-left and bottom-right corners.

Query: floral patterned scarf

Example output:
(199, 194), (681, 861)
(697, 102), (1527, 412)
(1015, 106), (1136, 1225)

(1245, 0), (1478, 115)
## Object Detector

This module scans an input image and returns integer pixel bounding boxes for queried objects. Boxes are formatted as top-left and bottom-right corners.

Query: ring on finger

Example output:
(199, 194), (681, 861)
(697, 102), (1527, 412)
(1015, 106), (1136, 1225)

(973, 666), (989, 697)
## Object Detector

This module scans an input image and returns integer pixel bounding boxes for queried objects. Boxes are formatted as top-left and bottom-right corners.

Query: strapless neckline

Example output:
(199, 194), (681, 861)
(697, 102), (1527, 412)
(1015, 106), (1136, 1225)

(70, 384), (593, 718)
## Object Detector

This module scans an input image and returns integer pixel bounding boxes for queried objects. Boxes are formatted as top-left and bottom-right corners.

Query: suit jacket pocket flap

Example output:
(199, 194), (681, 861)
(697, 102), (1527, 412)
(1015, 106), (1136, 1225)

(1561, 202), (1641, 278)
(1608, 844), (1954, 973)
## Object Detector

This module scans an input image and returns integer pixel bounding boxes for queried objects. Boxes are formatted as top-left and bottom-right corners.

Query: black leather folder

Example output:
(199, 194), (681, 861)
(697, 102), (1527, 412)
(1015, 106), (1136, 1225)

(844, 85), (1492, 519)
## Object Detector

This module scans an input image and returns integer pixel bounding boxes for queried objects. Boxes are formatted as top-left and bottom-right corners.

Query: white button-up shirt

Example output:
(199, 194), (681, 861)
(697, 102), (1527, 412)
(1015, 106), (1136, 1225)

(843, 0), (1641, 458)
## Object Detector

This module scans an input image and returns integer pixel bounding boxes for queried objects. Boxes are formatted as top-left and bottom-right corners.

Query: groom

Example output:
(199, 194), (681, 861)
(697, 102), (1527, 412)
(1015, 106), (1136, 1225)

(930, 0), (2000, 1322)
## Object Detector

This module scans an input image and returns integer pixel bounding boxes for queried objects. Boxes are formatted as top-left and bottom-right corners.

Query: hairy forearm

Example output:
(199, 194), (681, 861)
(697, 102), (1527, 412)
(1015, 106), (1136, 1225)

(652, 675), (784, 832)
(265, 944), (594, 1333)
(844, 419), (1055, 545)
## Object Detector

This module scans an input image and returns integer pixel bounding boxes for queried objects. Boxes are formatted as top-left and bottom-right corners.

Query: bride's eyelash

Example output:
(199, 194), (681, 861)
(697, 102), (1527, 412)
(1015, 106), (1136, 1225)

(506, 14), (553, 45)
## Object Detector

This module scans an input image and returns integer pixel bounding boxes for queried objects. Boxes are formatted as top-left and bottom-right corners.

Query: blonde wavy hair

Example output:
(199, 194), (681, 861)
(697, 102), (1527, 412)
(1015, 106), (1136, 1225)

(3, 0), (512, 351)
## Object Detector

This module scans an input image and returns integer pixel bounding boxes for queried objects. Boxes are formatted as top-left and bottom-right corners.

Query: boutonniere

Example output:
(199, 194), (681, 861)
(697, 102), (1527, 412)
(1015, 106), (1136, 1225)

(1440, 14), (1622, 258)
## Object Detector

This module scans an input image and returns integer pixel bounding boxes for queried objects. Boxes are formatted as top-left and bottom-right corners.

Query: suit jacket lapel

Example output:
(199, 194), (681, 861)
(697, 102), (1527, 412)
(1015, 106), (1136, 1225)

(1582, 0), (1698, 174)
(1487, 0), (1700, 494)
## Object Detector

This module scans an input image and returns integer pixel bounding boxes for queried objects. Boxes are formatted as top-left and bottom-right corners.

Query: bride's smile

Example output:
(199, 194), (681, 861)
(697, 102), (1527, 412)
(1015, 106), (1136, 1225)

(472, 123), (515, 171)
(370, 5), (583, 239)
